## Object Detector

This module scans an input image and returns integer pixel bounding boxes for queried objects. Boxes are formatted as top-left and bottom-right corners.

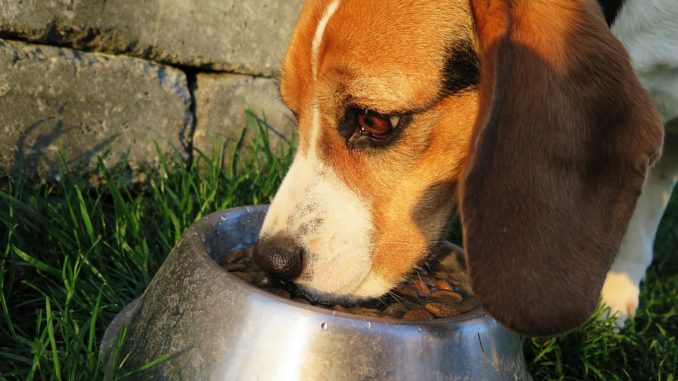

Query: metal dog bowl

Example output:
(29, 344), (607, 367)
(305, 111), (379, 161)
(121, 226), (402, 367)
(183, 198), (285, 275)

(101, 205), (528, 380)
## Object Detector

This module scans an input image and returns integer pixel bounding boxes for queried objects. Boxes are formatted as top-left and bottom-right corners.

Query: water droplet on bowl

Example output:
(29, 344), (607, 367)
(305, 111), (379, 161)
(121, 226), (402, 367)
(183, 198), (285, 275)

(321, 322), (328, 330)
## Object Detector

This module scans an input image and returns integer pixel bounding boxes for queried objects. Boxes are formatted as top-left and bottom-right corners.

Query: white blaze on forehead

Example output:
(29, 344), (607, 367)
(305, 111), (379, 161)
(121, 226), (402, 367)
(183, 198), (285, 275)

(309, 0), (341, 156)
(262, 0), (343, 236)
(312, 0), (341, 81)
(259, 0), (390, 298)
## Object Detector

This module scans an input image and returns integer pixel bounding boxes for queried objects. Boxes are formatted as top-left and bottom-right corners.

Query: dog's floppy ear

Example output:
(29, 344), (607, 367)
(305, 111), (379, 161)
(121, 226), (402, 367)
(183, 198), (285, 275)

(460, 0), (664, 336)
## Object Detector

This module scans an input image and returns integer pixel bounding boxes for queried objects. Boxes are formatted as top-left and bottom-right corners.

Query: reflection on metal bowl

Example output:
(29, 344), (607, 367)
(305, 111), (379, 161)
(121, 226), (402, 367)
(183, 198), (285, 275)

(101, 205), (528, 380)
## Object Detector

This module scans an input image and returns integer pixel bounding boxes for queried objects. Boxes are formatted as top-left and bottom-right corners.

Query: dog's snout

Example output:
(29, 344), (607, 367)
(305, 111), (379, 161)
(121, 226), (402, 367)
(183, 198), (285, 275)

(253, 235), (304, 280)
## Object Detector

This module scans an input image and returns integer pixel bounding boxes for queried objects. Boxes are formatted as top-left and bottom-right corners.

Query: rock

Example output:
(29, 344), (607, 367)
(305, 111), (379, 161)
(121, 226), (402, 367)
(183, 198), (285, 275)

(0, 0), (303, 76)
(0, 39), (192, 181)
(192, 73), (295, 160)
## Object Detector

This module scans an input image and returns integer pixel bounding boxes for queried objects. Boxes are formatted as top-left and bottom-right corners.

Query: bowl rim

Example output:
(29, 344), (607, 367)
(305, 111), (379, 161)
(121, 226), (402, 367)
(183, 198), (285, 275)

(204, 205), (488, 329)
(222, 267), (487, 327)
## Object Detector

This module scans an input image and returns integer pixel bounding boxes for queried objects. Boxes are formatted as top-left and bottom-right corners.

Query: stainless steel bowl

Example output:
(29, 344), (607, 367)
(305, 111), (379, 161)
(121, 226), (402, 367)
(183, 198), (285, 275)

(101, 205), (528, 380)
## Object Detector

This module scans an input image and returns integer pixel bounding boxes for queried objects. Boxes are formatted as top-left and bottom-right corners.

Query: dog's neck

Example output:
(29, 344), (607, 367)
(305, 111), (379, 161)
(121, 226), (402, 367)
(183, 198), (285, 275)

(597, 0), (626, 26)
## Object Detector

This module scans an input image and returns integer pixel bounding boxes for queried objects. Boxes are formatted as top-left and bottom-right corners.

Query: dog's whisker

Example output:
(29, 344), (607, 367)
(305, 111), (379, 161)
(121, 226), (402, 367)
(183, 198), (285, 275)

(387, 291), (407, 307)
(416, 271), (425, 285)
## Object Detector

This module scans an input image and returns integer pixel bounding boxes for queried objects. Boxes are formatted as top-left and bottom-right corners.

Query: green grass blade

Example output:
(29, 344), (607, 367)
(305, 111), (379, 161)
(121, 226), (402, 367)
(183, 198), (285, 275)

(13, 246), (60, 277)
(45, 298), (62, 381)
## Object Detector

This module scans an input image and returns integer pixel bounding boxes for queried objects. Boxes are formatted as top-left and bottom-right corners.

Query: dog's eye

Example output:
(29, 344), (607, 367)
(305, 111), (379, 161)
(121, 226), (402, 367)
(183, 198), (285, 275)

(341, 107), (409, 149)
(357, 110), (400, 139)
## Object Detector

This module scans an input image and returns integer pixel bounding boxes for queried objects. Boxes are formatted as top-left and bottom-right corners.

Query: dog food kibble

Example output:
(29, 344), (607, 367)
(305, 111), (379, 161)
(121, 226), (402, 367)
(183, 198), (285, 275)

(231, 272), (253, 283)
(402, 309), (434, 321)
(218, 242), (477, 321)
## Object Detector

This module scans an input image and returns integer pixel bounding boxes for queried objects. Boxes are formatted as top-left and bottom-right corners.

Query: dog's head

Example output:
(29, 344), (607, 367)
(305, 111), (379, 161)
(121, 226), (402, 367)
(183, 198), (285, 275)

(254, 0), (663, 336)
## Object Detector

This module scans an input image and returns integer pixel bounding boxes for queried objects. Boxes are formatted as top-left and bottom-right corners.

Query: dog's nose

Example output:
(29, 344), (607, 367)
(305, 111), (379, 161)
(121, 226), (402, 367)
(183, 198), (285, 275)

(253, 235), (304, 280)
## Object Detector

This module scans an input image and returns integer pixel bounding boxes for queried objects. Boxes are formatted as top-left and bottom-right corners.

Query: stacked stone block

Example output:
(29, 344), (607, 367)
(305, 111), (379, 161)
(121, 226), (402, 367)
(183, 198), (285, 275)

(0, 0), (302, 180)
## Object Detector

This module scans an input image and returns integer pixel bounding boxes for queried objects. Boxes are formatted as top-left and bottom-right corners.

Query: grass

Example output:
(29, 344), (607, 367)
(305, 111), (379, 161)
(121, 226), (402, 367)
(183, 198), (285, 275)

(525, 192), (678, 380)
(1, 110), (676, 380)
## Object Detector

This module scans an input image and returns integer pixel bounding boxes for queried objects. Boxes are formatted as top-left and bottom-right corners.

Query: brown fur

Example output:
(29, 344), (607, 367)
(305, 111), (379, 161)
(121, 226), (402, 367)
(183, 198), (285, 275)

(281, 0), (477, 289)
(461, 0), (663, 335)
(279, 0), (663, 335)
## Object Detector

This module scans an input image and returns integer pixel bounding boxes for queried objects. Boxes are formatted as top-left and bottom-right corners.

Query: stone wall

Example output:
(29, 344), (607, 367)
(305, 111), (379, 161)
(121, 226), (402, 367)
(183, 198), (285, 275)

(0, 0), (302, 181)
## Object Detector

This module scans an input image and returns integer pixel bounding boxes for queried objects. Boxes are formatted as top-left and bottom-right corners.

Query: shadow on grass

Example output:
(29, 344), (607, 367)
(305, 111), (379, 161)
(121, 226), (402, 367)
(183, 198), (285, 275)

(1, 107), (676, 380)
(0, 109), (295, 380)
(524, 194), (678, 380)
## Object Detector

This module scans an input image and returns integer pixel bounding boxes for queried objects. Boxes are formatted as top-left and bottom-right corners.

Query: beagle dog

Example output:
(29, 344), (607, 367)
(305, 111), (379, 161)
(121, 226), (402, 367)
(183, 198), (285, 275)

(254, 0), (676, 336)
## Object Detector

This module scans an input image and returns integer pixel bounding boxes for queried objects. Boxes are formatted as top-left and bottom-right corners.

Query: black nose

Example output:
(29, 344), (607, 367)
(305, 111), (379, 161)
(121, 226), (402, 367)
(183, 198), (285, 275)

(253, 235), (304, 280)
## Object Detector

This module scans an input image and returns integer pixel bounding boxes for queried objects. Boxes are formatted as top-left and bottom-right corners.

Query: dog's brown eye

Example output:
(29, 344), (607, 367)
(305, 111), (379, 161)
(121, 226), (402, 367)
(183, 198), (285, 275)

(357, 110), (398, 138)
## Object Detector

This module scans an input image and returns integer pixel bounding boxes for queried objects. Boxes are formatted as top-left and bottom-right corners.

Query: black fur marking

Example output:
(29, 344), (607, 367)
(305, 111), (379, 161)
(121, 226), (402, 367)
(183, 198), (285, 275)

(597, 0), (626, 26)
(442, 39), (480, 96)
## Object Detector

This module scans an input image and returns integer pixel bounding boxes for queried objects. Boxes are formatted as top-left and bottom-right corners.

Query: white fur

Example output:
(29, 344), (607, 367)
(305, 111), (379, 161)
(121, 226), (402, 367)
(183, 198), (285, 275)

(612, 0), (678, 123)
(311, 0), (340, 82)
(602, 139), (678, 323)
(602, 0), (678, 324)
(309, 0), (341, 156)
(262, 151), (375, 295)
(260, 0), (388, 299)
(261, 147), (385, 297)
(264, 0), (678, 309)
